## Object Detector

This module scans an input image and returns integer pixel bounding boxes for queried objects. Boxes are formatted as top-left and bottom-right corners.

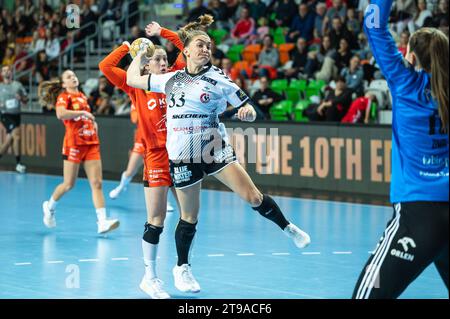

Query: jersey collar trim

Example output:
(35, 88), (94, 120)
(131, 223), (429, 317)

(184, 64), (212, 77)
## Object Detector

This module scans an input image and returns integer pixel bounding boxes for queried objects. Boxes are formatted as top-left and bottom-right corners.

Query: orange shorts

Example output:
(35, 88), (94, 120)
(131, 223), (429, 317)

(132, 129), (145, 156)
(143, 147), (172, 187)
(62, 144), (101, 163)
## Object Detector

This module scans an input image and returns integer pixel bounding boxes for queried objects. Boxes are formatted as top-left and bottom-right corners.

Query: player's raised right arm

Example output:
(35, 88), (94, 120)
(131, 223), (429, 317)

(99, 43), (131, 92)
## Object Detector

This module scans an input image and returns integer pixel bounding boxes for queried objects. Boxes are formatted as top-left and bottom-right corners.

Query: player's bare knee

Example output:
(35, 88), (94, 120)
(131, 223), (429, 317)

(245, 189), (263, 207)
(91, 179), (102, 190)
(181, 214), (198, 224)
(63, 182), (75, 192)
(148, 215), (164, 227)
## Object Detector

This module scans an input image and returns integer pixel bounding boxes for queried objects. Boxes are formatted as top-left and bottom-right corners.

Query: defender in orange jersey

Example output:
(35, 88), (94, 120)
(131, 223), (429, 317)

(107, 26), (185, 210)
(98, 19), (201, 299)
(39, 70), (120, 234)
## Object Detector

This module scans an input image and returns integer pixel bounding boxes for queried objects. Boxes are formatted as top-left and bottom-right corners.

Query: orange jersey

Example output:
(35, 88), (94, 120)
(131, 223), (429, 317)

(99, 30), (185, 150)
(55, 91), (99, 148)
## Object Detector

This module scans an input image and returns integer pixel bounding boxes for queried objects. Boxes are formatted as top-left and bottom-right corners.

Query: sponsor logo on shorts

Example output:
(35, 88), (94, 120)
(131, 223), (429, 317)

(173, 165), (192, 183)
(213, 145), (235, 163)
(391, 237), (416, 262)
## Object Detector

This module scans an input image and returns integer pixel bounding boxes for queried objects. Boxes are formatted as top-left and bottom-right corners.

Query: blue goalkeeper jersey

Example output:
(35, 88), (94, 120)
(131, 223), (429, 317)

(364, 0), (449, 203)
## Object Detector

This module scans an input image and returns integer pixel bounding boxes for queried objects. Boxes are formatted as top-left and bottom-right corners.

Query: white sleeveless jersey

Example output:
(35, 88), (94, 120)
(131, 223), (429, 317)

(148, 65), (249, 160)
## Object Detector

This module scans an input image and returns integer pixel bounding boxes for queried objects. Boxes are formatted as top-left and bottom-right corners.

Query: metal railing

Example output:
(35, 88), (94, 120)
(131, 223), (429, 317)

(13, 21), (98, 112)
(12, 1), (149, 112)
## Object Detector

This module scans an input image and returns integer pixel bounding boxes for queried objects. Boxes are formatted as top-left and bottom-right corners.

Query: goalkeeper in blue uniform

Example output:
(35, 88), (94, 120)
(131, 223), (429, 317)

(353, 0), (449, 299)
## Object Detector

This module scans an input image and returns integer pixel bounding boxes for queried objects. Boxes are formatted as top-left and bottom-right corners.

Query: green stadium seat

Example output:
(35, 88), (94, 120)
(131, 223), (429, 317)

(269, 100), (293, 121)
(285, 79), (307, 103)
(293, 99), (310, 122)
(270, 79), (288, 95)
(209, 29), (228, 45)
(227, 44), (245, 63)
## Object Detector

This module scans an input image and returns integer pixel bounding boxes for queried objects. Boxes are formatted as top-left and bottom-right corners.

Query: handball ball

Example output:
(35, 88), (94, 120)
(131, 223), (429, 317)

(129, 38), (155, 58)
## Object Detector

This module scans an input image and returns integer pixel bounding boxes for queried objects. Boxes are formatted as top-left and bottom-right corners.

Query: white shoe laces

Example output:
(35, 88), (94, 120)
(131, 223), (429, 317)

(149, 278), (166, 295)
(181, 265), (196, 284)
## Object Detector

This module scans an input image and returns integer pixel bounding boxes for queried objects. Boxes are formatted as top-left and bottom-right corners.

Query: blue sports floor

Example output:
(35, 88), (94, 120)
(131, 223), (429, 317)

(0, 171), (447, 299)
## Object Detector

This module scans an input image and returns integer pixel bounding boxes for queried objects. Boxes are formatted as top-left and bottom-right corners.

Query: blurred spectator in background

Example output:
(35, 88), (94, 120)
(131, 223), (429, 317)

(346, 7), (361, 35)
(332, 38), (352, 73)
(323, 0), (347, 34)
(252, 76), (283, 119)
(274, 0), (298, 28)
(249, 0), (267, 23)
(284, 37), (309, 79)
(314, 2), (327, 38)
(433, 0), (449, 29)
(341, 93), (375, 124)
(304, 34), (335, 79)
(44, 29), (60, 60)
(229, 7), (255, 45)
(341, 55), (364, 96)
(210, 0), (230, 30)
(2, 46), (15, 67)
(187, 0), (214, 22)
(408, 0), (433, 32)
(397, 30), (410, 56)
(89, 75), (115, 115)
(304, 76), (353, 122)
(393, 0), (418, 34)
(34, 50), (51, 84)
(287, 3), (315, 43)
(354, 32), (371, 59)
(211, 39), (225, 67)
(30, 30), (46, 54)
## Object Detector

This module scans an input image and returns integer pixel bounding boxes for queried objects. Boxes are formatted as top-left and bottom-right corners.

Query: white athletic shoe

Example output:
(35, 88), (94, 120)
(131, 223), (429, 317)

(109, 186), (125, 200)
(284, 223), (311, 248)
(167, 202), (174, 212)
(140, 276), (171, 299)
(15, 163), (26, 174)
(97, 218), (120, 234)
(173, 264), (201, 293)
(42, 201), (56, 228)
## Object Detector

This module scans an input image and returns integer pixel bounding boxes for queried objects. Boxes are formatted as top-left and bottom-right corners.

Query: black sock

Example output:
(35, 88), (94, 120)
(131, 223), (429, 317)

(143, 223), (163, 244)
(175, 219), (197, 266)
(252, 194), (290, 230)
(15, 156), (20, 164)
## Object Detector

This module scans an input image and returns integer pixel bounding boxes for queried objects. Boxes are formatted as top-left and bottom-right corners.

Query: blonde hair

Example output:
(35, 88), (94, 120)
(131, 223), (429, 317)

(178, 14), (214, 47)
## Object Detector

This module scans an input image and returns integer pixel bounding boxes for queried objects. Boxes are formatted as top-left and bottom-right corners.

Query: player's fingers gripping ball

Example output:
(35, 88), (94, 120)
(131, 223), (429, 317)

(129, 38), (156, 59)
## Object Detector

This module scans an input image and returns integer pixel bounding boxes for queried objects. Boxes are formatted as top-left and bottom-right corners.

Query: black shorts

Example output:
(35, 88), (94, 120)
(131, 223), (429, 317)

(0, 113), (21, 134)
(169, 143), (237, 189)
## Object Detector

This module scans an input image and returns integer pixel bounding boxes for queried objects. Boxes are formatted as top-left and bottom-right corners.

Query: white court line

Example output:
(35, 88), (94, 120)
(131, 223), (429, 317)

(111, 258), (128, 261)
(14, 262), (32, 266)
(368, 251), (374, 254)
(47, 260), (64, 264)
(207, 254), (225, 257)
(271, 253), (290, 256)
(237, 253), (255, 256)
(332, 251), (352, 255)
(301, 252), (321, 255)
(78, 259), (99, 262)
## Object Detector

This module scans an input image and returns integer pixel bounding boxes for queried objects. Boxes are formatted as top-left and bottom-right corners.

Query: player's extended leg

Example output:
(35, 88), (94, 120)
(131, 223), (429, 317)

(213, 162), (310, 248)
(109, 151), (143, 199)
(42, 160), (80, 228)
(140, 185), (171, 299)
(84, 159), (119, 234)
(11, 127), (25, 173)
(172, 182), (202, 293)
